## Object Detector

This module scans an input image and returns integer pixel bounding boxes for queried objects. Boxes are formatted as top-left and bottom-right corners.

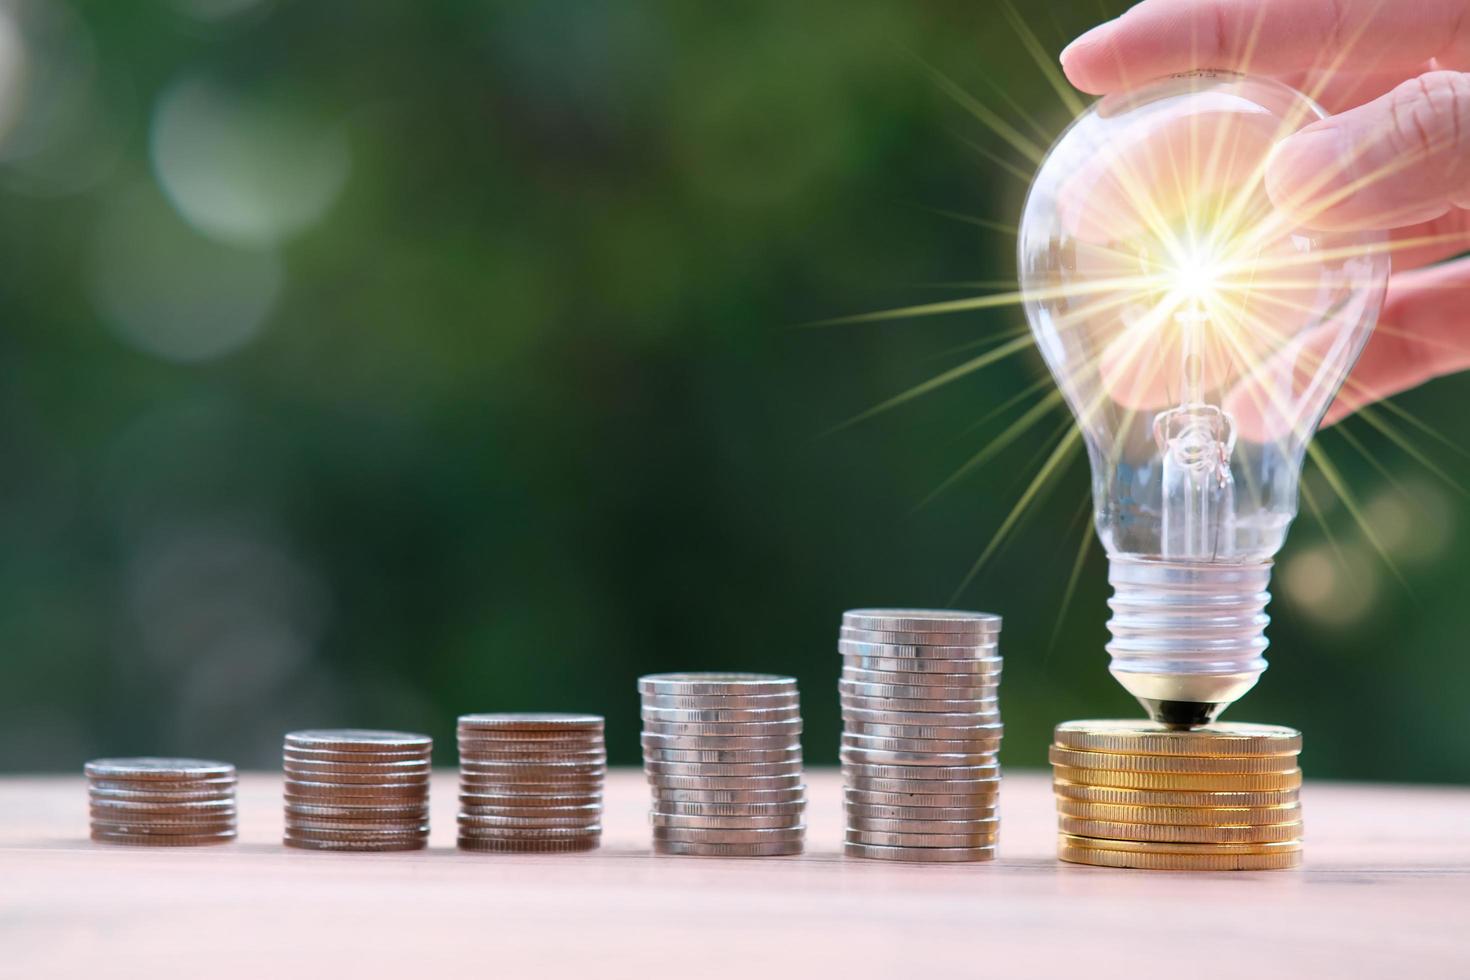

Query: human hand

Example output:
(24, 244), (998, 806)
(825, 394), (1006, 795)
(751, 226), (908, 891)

(1061, 0), (1470, 425)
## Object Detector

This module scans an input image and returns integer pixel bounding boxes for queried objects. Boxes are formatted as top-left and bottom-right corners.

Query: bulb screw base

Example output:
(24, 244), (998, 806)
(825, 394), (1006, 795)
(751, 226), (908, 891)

(1105, 557), (1273, 728)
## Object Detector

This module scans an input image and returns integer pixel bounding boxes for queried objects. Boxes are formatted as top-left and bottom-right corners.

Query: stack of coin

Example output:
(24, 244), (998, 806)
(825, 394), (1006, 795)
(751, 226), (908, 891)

(282, 729), (432, 851)
(1050, 720), (1304, 870)
(85, 758), (237, 846)
(838, 608), (1003, 862)
(457, 713), (605, 853)
(639, 672), (805, 857)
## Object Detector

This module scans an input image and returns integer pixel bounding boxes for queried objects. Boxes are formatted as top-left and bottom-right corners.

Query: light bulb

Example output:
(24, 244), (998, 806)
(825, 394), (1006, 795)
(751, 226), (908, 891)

(1018, 72), (1389, 726)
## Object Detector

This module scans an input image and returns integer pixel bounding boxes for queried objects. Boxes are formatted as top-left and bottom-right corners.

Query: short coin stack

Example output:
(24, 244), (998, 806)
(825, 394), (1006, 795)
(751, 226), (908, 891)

(639, 672), (806, 857)
(838, 608), (1003, 862)
(1051, 720), (1304, 870)
(282, 729), (432, 851)
(457, 713), (606, 853)
(85, 758), (237, 846)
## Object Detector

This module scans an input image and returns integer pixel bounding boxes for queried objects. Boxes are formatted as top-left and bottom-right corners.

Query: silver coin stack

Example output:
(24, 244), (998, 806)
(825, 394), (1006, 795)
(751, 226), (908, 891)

(85, 758), (238, 846)
(282, 729), (433, 851)
(640, 672), (806, 857)
(839, 608), (1003, 862)
(457, 713), (606, 853)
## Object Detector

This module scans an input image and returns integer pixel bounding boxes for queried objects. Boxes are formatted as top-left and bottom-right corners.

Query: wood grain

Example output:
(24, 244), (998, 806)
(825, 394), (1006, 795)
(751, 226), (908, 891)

(2, 770), (1467, 978)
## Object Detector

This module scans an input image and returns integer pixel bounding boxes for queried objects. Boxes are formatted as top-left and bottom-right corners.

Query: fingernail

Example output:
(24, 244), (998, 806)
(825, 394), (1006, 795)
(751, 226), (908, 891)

(1060, 19), (1115, 67)
(1265, 124), (1357, 223)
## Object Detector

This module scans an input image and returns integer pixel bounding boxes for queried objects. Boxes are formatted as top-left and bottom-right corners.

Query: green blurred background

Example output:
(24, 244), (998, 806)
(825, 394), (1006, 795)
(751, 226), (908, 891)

(3, 0), (1467, 782)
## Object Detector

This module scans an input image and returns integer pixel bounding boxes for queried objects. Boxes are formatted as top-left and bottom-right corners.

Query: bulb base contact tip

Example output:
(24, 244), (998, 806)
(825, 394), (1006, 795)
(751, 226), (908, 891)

(1104, 557), (1273, 728)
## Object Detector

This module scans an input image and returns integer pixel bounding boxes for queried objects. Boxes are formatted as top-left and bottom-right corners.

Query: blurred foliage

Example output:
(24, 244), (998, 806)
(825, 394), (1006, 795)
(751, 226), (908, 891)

(2, 0), (1467, 782)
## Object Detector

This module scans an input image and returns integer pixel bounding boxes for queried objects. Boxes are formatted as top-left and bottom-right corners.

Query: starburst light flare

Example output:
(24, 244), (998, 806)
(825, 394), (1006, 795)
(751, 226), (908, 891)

(1018, 72), (1390, 726)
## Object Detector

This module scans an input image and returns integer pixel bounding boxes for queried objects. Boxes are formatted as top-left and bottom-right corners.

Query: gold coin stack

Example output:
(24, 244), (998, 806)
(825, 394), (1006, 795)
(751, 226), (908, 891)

(1050, 720), (1304, 870)
(282, 729), (433, 851)
(639, 672), (806, 857)
(85, 758), (237, 846)
(838, 608), (1003, 863)
(457, 713), (606, 853)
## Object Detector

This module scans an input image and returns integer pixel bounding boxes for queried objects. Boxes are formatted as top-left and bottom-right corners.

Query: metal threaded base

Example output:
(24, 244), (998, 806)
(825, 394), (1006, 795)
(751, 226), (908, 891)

(1105, 557), (1273, 726)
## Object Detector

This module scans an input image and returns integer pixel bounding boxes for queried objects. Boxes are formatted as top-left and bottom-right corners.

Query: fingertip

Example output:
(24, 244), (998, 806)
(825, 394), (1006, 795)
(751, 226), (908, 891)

(1060, 20), (1117, 94)
(1264, 125), (1354, 229)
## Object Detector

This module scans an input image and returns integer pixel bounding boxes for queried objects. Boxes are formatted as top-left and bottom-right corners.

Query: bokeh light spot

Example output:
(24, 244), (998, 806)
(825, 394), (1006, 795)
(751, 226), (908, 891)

(151, 74), (349, 246)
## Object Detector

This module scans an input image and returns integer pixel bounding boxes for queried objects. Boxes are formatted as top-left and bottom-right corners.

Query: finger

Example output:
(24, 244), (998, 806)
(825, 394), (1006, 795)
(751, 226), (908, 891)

(1265, 71), (1470, 230)
(1279, 65), (1430, 113)
(1322, 257), (1470, 425)
(1386, 208), (1470, 269)
(1061, 0), (1470, 95)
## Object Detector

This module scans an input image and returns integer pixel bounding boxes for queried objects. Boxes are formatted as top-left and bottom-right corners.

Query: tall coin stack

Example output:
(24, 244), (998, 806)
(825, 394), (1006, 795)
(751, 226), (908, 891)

(1051, 720), (1304, 870)
(282, 729), (433, 852)
(457, 713), (606, 853)
(639, 672), (806, 857)
(838, 608), (1004, 862)
(85, 758), (237, 846)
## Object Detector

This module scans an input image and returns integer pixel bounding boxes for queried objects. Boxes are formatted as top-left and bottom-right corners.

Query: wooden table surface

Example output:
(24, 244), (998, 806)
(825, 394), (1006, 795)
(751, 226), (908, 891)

(3, 769), (1468, 979)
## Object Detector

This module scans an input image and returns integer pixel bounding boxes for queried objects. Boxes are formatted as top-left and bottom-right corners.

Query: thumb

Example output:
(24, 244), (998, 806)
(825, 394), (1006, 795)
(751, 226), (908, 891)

(1266, 71), (1470, 231)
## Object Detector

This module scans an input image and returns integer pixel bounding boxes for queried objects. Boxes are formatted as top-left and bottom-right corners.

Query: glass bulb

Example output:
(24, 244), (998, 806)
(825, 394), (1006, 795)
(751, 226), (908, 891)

(1018, 72), (1389, 725)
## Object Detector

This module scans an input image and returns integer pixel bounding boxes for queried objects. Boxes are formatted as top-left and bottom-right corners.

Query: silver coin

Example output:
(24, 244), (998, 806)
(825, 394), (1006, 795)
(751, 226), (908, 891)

(652, 787), (806, 804)
(843, 841), (995, 862)
(652, 799), (806, 817)
(457, 783), (603, 799)
(839, 645), (1003, 669)
(650, 812), (803, 830)
(457, 812), (601, 828)
(638, 673), (797, 697)
(457, 824), (601, 839)
(846, 828), (997, 848)
(283, 779), (429, 799)
(641, 719), (802, 737)
(459, 802), (601, 816)
(458, 837), (599, 853)
(838, 690), (1000, 714)
(84, 758), (236, 781)
(842, 732), (1002, 753)
(457, 739), (605, 754)
(842, 667), (999, 689)
(841, 762), (1000, 781)
(640, 733), (799, 751)
(653, 839), (802, 857)
(459, 792), (602, 807)
(840, 747), (999, 767)
(641, 747), (801, 764)
(90, 818), (238, 836)
(643, 760), (803, 777)
(457, 712), (603, 731)
(88, 796), (235, 812)
(285, 802), (429, 820)
(841, 609), (1001, 633)
(845, 721), (1005, 742)
(839, 626), (1002, 648)
(282, 767), (431, 786)
(640, 693), (800, 710)
(647, 773), (803, 791)
(839, 680), (999, 701)
(455, 727), (605, 741)
(284, 730), (432, 752)
(286, 817), (429, 834)
(91, 830), (235, 847)
(458, 771), (604, 787)
(845, 802), (998, 821)
(640, 705), (802, 723)
(840, 705), (1001, 727)
(845, 788), (999, 808)
(652, 825), (805, 844)
(839, 657), (1001, 679)
(284, 833), (426, 851)
(281, 757), (433, 774)
(845, 775), (1000, 795)
(847, 816), (1000, 834)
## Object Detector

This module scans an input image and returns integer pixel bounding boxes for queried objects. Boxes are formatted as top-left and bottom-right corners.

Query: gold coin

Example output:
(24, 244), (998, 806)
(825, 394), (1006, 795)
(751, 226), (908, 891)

(1058, 842), (1302, 871)
(1057, 833), (1301, 855)
(1059, 817), (1303, 844)
(1053, 780), (1298, 808)
(1055, 799), (1302, 826)
(1051, 765), (1302, 792)
(1053, 720), (1300, 757)
(1048, 746), (1298, 774)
